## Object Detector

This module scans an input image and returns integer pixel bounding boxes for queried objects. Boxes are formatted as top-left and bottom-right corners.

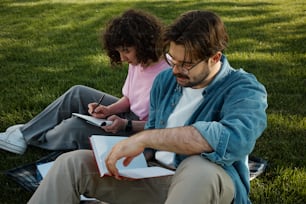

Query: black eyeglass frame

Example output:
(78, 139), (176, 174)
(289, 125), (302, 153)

(164, 52), (205, 73)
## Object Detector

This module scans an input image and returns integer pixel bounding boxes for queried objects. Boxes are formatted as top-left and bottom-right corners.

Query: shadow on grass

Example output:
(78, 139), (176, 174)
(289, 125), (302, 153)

(0, 1), (305, 203)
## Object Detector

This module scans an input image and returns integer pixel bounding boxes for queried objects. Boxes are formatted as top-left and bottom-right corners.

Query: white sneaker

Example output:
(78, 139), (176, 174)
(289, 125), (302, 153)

(0, 124), (27, 154)
(6, 124), (24, 131)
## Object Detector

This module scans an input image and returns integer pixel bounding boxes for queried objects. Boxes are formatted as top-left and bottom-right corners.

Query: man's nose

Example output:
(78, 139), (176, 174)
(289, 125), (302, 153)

(172, 64), (182, 75)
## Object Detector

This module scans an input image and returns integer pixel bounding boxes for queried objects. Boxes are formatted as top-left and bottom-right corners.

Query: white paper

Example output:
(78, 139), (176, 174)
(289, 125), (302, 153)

(119, 166), (174, 179)
(155, 151), (176, 169)
(72, 113), (112, 127)
(37, 161), (54, 178)
(90, 135), (175, 179)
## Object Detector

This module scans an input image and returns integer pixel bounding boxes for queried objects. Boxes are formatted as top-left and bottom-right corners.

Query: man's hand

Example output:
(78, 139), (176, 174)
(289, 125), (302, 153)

(105, 135), (145, 180)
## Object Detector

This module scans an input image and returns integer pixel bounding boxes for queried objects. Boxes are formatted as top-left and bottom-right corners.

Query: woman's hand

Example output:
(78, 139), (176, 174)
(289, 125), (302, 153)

(102, 115), (127, 133)
(88, 103), (111, 118)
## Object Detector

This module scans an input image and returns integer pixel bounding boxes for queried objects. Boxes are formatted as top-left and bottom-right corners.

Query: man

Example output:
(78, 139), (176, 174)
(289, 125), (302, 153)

(28, 10), (267, 204)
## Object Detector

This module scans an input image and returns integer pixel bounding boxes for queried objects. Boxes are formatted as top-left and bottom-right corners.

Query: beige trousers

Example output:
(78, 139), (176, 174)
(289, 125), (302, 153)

(28, 150), (234, 204)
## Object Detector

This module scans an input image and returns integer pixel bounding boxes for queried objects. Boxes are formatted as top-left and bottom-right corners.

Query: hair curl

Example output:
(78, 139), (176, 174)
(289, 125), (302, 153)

(102, 9), (164, 66)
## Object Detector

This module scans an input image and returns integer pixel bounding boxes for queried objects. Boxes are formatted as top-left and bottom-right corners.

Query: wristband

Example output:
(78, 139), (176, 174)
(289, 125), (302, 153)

(125, 120), (133, 132)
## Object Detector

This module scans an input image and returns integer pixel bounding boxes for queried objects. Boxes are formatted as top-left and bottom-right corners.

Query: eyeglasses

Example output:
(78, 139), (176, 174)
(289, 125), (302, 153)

(165, 53), (204, 74)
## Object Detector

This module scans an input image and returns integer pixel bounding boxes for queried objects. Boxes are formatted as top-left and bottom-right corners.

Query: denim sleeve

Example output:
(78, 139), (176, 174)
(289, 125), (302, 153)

(144, 69), (168, 130)
(193, 74), (268, 166)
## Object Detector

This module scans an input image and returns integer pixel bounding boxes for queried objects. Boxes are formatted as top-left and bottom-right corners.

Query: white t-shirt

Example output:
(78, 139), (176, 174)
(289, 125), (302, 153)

(156, 87), (205, 168)
(166, 87), (205, 128)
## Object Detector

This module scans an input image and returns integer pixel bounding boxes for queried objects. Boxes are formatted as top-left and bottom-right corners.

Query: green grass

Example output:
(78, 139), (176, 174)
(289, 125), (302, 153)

(0, 0), (305, 203)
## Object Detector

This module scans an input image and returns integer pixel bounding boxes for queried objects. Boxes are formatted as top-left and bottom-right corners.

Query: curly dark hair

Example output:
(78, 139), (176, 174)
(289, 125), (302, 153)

(102, 9), (164, 66)
(163, 10), (228, 62)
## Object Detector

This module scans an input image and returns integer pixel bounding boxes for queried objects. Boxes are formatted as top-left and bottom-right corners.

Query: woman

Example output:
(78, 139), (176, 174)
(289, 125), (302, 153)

(0, 9), (168, 154)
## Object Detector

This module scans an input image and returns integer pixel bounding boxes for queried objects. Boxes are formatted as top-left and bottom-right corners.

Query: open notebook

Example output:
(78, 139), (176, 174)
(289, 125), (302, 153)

(90, 135), (175, 179)
(72, 113), (112, 127)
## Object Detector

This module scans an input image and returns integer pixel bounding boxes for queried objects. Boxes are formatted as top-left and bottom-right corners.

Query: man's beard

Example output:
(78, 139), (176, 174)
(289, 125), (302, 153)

(174, 71), (209, 88)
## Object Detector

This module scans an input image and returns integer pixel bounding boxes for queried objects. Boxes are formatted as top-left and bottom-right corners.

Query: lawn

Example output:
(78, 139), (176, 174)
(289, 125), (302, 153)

(0, 0), (305, 203)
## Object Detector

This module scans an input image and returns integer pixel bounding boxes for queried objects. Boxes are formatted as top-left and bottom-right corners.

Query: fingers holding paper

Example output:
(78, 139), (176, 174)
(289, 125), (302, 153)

(102, 115), (126, 133)
(105, 135), (145, 180)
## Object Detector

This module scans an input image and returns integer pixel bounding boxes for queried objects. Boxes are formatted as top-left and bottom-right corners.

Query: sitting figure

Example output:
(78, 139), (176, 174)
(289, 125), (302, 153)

(28, 10), (267, 204)
(0, 9), (168, 154)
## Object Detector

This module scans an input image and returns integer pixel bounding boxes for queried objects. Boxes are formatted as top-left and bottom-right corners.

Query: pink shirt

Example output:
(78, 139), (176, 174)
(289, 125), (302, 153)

(122, 60), (169, 120)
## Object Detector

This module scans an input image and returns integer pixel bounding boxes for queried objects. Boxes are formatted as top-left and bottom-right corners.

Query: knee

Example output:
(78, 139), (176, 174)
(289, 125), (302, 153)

(56, 150), (93, 169)
(68, 85), (88, 94)
(174, 156), (221, 186)
(167, 156), (234, 204)
(64, 85), (88, 101)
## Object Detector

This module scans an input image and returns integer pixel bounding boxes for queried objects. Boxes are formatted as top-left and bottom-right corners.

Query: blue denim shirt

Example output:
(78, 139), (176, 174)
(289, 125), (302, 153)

(145, 55), (268, 203)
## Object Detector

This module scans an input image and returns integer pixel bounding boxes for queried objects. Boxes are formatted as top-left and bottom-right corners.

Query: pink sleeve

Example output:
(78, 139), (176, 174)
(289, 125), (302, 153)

(122, 61), (168, 120)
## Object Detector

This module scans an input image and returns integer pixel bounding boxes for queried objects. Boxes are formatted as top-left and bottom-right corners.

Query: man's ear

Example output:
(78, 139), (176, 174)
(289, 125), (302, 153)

(211, 52), (222, 64)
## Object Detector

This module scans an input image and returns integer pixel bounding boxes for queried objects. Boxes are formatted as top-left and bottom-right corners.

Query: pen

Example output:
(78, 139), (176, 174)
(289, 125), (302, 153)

(91, 95), (105, 114)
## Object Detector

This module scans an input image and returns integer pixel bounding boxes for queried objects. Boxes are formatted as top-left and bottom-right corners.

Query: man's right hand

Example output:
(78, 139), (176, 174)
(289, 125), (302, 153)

(105, 135), (145, 180)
